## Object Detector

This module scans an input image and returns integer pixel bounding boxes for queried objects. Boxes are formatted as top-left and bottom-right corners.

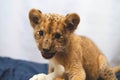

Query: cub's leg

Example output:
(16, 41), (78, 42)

(67, 63), (86, 80)
(99, 54), (117, 80)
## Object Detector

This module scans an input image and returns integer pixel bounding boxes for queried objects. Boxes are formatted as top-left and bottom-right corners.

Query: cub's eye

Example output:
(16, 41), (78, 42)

(38, 30), (44, 36)
(54, 33), (61, 39)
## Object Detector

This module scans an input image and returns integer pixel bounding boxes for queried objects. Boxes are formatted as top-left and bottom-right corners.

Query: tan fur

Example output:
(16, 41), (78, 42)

(29, 9), (120, 80)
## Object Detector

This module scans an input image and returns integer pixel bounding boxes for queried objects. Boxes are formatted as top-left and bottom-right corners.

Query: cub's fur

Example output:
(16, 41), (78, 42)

(29, 9), (120, 80)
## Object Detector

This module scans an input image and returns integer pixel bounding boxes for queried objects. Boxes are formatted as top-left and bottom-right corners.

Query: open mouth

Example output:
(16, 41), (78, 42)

(41, 52), (56, 59)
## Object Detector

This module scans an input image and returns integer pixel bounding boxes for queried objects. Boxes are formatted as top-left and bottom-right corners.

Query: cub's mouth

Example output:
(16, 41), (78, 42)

(41, 52), (56, 59)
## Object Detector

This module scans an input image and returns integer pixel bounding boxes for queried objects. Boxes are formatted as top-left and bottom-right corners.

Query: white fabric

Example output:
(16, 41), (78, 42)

(29, 64), (65, 80)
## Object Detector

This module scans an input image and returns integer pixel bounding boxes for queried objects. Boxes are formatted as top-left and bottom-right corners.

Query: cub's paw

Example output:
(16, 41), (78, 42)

(29, 73), (48, 80)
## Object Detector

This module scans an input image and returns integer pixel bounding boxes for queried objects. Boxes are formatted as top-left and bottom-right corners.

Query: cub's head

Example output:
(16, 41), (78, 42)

(29, 9), (80, 59)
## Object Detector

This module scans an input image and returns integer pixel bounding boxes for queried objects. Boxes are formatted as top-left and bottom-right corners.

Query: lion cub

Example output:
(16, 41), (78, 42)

(29, 9), (120, 80)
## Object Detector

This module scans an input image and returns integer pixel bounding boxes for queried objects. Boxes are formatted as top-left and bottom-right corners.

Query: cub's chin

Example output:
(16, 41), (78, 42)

(41, 52), (56, 59)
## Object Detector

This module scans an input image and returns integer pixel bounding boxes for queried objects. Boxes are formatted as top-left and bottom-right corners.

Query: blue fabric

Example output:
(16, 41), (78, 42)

(116, 72), (120, 80)
(0, 57), (120, 80)
(0, 57), (48, 80)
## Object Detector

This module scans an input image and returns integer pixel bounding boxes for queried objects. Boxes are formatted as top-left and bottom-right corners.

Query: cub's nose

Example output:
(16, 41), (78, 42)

(43, 48), (50, 52)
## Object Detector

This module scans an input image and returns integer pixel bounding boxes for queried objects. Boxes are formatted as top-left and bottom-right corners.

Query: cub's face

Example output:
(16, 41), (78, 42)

(29, 9), (80, 59)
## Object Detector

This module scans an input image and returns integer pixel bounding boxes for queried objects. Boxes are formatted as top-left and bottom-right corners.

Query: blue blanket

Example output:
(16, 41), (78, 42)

(0, 57), (120, 80)
(0, 57), (48, 80)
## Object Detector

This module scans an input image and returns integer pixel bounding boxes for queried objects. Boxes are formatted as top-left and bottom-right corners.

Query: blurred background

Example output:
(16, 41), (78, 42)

(0, 0), (120, 66)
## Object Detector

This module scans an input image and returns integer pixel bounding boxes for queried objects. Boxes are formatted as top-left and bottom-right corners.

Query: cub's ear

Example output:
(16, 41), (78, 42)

(29, 9), (42, 28)
(64, 13), (80, 32)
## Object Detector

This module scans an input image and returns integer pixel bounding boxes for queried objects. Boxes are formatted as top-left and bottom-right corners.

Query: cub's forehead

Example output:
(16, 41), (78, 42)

(43, 13), (65, 21)
(39, 13), (65, 33)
